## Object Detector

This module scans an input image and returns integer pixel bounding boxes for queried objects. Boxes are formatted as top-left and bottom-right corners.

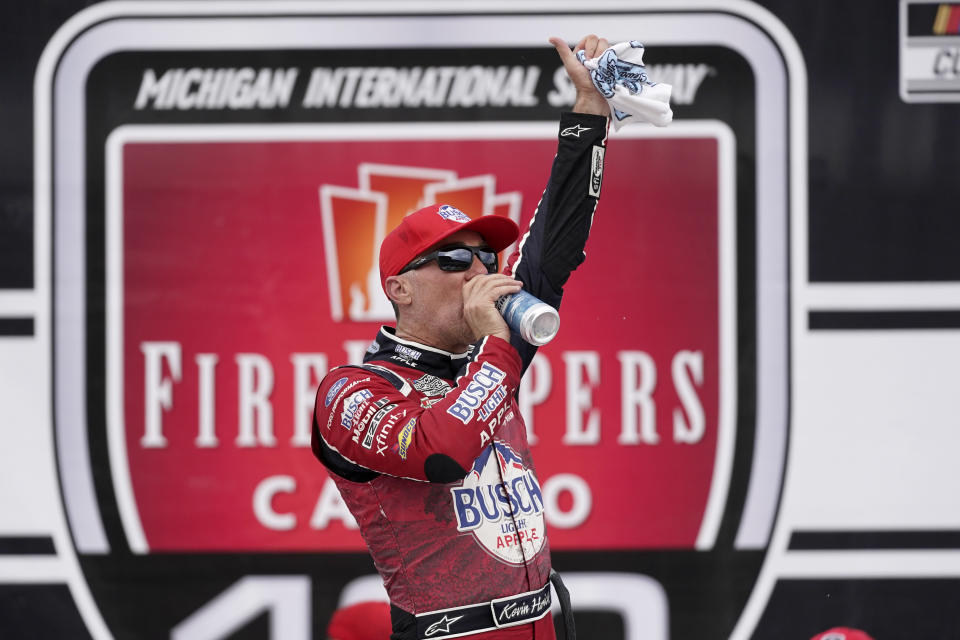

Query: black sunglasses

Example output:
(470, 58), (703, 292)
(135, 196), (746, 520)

(399, 244), (499, 275)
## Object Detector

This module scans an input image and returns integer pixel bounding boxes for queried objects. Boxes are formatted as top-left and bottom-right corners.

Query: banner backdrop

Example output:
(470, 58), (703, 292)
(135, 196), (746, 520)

(10, 2), (960, 640)
(114, 129), (728, 553)
(31, 4), (800, 639)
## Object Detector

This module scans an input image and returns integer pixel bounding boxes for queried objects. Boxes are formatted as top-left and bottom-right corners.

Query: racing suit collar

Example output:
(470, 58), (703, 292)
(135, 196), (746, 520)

(363, 326), (474, 380)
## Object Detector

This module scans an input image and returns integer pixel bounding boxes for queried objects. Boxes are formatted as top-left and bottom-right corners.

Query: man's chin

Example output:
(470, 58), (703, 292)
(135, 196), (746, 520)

(448, 327), (480, 353)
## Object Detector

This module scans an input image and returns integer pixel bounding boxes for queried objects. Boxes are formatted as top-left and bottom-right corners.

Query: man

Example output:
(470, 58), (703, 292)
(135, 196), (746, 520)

(313, 35), (611, 640)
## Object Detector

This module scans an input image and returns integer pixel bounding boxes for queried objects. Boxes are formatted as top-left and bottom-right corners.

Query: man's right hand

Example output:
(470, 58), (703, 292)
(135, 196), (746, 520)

(549, 34), (611, 117)
(462, 274), (523, 343)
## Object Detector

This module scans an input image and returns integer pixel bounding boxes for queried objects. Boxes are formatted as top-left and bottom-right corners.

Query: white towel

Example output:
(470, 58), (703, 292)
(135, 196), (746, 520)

(577, 41), (673, 129)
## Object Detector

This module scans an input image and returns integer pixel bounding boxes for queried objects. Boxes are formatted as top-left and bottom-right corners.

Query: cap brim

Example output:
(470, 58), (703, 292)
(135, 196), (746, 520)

(431, 214), (520, 253)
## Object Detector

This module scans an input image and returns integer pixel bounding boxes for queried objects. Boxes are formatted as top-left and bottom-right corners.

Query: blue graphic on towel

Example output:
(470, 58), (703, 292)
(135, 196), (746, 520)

(578, 41), (652, 121)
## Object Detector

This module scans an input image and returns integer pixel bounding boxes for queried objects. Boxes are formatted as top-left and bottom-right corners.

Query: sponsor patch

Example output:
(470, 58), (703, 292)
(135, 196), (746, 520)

(362, 401), (398, 449)
(447, 362), (507, 424)
(477, 384), (508, 422)
(394, 344), (422, 361)
(450, 442), (545, 565)
(436, 204), (470, 222)
(325, 377), (372, 429)
(396, 417), (417, 459)
(589, 145), (604, 197)
(324, 377), (348, 407)
(413, 373), (453, 397)
(340, 389), (374, 430)
(374, 410), (405, 456)
(352, 397), (391, 444)
(366, 341), (380, 354)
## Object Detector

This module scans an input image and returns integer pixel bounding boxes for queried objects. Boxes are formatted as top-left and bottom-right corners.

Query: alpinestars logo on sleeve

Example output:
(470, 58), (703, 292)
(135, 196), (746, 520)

(560, 123), (591, 138)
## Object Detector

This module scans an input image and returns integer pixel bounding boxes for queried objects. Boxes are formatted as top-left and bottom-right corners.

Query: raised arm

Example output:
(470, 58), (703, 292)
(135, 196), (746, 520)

(503, 36), (612, 372)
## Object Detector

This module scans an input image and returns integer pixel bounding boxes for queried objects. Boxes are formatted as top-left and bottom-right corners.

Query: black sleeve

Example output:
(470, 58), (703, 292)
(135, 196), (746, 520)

(503, 111), (610, 372)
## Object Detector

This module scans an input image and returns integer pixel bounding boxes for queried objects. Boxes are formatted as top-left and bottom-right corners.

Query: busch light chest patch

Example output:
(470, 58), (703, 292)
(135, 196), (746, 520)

(451, 442), (545, 565)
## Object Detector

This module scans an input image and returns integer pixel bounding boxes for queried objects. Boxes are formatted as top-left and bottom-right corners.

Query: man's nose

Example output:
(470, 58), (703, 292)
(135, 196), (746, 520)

(464, 255), (490, 280)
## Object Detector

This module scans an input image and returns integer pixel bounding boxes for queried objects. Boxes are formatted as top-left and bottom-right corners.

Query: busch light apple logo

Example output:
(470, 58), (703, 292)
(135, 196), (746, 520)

(451, 442), (546, 565)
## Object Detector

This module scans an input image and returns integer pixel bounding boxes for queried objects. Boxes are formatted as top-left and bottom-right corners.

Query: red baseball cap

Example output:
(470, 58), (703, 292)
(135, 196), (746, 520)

(378, 203), (519, 293)
(326, 601), (392, 640)
(810, 627), (875, 640)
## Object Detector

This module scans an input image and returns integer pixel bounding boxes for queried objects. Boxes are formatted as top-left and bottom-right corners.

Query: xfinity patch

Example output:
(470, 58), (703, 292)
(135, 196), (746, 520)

(361, 400), (398, 449)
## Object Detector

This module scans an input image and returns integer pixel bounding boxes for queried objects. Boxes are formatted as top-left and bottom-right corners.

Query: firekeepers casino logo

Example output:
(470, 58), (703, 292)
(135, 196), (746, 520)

(320, 162), (521, 321)
(41, 4), (799, 639)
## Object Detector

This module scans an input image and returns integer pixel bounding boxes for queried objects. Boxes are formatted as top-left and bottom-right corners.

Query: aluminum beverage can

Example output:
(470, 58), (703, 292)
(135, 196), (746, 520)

(495, 289), (560, 346)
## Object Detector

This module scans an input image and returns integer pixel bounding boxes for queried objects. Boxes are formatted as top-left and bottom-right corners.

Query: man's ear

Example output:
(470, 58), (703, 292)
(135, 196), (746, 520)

(384, 275), (412, 307)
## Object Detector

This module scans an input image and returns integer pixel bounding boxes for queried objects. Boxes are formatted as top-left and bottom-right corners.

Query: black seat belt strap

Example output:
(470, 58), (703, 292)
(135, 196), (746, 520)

(549, 569), (575, 640)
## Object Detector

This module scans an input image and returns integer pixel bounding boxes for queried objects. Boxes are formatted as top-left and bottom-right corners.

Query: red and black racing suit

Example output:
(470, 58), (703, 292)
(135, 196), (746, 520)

(313, 112), (608, 640)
